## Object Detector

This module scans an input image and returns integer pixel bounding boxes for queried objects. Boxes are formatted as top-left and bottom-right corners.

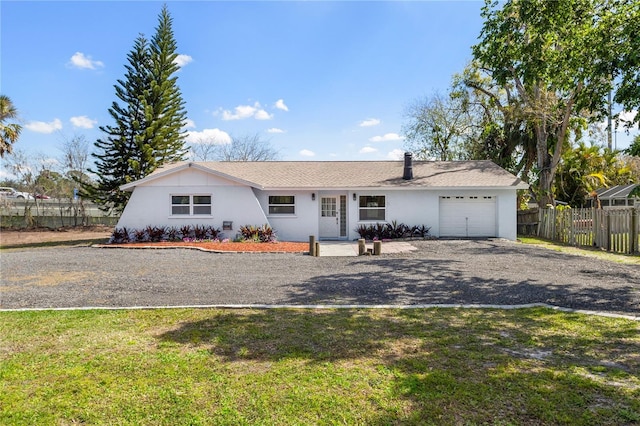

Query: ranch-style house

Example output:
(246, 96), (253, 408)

(116, 153), (528, 241)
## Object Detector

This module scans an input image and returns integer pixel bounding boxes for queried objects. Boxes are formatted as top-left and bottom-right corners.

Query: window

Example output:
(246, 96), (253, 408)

(359, 195), (385, 221)
(269, 195), (295, 215)
(321, 197), (337, 217)
(171, 195), (211, 215)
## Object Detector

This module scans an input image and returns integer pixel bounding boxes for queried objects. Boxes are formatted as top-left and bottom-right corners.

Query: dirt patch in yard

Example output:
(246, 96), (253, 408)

(0, 226), (113, 247)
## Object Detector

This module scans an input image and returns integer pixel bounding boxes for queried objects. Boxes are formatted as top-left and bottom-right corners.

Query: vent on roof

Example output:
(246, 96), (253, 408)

(403, 152), (413, 180)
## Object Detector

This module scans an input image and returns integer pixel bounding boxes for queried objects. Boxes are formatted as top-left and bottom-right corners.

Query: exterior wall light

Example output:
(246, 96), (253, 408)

(312, 193), (316, 201)
(353, 193), (357, 201)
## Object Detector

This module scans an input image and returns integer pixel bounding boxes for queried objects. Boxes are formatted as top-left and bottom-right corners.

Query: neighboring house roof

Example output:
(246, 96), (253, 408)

(595, 184), (640, 200)
(120, 160), (529, 191)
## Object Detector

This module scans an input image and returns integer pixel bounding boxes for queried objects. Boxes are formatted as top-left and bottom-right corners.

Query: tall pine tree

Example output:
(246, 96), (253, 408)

(84, 5), (187, 213)
(145, 5), (188, 166)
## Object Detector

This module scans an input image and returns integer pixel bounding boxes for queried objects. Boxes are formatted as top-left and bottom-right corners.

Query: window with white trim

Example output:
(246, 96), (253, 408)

(171, 195), (212, 215)
(359, 195), (386, 221)
(268, 195), (295, 215)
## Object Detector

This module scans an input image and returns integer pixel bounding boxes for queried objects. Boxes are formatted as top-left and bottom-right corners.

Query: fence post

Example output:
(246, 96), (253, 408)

(373, 240), (382, 255)
(358, 239), (366, 255)
(570, 209), (575, 246)
(631, 209), (637, 254)
(593, 207), (599, 247)
(605, 213), (611, 252)
(309, 235), (316, 256)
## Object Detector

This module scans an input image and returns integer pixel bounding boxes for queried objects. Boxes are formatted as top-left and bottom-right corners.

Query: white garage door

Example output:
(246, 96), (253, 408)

(439, 196), (496, 237)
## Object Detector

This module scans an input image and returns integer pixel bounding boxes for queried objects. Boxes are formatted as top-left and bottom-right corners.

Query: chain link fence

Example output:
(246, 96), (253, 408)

(0, 198), (119, 229)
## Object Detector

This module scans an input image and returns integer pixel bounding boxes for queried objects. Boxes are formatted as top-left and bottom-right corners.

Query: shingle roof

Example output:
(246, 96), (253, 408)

(126, 159), (528, 190)
(595, 184), (640, 199)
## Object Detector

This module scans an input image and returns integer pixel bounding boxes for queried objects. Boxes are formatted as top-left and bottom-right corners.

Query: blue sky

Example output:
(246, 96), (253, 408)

(1, 0), (637, 173)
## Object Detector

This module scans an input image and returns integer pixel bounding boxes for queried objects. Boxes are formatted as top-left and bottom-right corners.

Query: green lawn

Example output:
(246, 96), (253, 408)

(1, 308), (638, 425)
(518, 236), (640, 264)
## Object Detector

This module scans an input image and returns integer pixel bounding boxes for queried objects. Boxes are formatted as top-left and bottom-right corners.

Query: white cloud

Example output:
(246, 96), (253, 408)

(359, 146), (378, 154)
(254, 109), (274, 120)
(221, 102), (273, 121)
(70, 115), (97, 129)
(299, 149), (315, 157)
(369, 133), (404, 142)
(25, 118), (63, 134)
(274, 99), (289, 112)
(68, 52), (104, 70)
(267, 128), (285, 133)
(174, 54), (193, 68)
(222, 104), (256, 120)
(183, 118), (196, 129)
(185, 128), (232, 144)
(359, 118), (380, 127)
(386, 149), (405, 160)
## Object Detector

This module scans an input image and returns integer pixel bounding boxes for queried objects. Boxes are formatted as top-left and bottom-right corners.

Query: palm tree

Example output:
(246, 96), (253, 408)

(0, 95), (22, 157)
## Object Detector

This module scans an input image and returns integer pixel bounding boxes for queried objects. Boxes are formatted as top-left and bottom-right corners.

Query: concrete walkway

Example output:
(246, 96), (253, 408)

(317, 241), (418, 257)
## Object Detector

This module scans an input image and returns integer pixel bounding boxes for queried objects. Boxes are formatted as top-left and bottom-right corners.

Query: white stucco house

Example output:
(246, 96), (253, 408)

(116, 153), (528, 241)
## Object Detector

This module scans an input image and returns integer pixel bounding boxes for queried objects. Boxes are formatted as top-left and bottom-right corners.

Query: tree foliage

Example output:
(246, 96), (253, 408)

(84, 5), (188, 213)
(402, 92), (474, 161)
(609, 0), (640, 125)
(554, 142), (636, 207)
(626, 135), (640, 157)
(454, 63), (537, 176)
(0, 95), (22, 158)
(471, 0), (640, 206)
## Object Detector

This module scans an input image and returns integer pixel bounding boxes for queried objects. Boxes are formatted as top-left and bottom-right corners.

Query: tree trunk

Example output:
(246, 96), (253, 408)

(535, 112), (554, 207)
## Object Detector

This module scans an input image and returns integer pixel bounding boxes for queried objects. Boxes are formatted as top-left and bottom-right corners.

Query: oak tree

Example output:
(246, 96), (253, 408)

(472, 0), (630, 206)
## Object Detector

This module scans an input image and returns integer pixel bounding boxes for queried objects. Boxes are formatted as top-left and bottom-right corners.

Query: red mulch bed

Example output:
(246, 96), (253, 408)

(106, 241), (309, 253)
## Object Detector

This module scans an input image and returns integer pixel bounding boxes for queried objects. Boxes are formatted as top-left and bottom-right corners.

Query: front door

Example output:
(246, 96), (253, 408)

(320, 197), (340, 238)
(319, 196), (339, 239)
(319, 195), (348, 239)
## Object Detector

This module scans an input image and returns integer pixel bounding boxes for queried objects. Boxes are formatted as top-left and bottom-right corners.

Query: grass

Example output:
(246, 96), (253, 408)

(1, 307), (639, 425)
(518, 236), (640, 265)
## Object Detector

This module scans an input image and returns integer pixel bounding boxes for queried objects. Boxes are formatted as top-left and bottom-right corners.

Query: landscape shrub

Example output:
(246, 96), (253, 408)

(165, 226), (179, 241)
(355, 221), (431, 240)
(132, 228), (148, 242)
(180, 225), (193, 240)
(109, 224), (222, 243)
(238, 224), (277, 242)
(109, 227), (130, 243)
(145, 225), (166, 242)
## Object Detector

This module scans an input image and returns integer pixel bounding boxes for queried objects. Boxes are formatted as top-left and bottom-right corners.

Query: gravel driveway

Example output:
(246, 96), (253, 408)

(1, 239), (639, 316)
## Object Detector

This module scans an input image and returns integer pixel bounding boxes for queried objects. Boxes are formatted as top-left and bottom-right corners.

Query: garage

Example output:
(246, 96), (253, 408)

(439, 196), (496, 237)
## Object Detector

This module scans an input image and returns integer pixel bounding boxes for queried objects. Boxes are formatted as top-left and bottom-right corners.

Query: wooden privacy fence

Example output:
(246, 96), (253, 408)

(537, 207), (639, 255)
